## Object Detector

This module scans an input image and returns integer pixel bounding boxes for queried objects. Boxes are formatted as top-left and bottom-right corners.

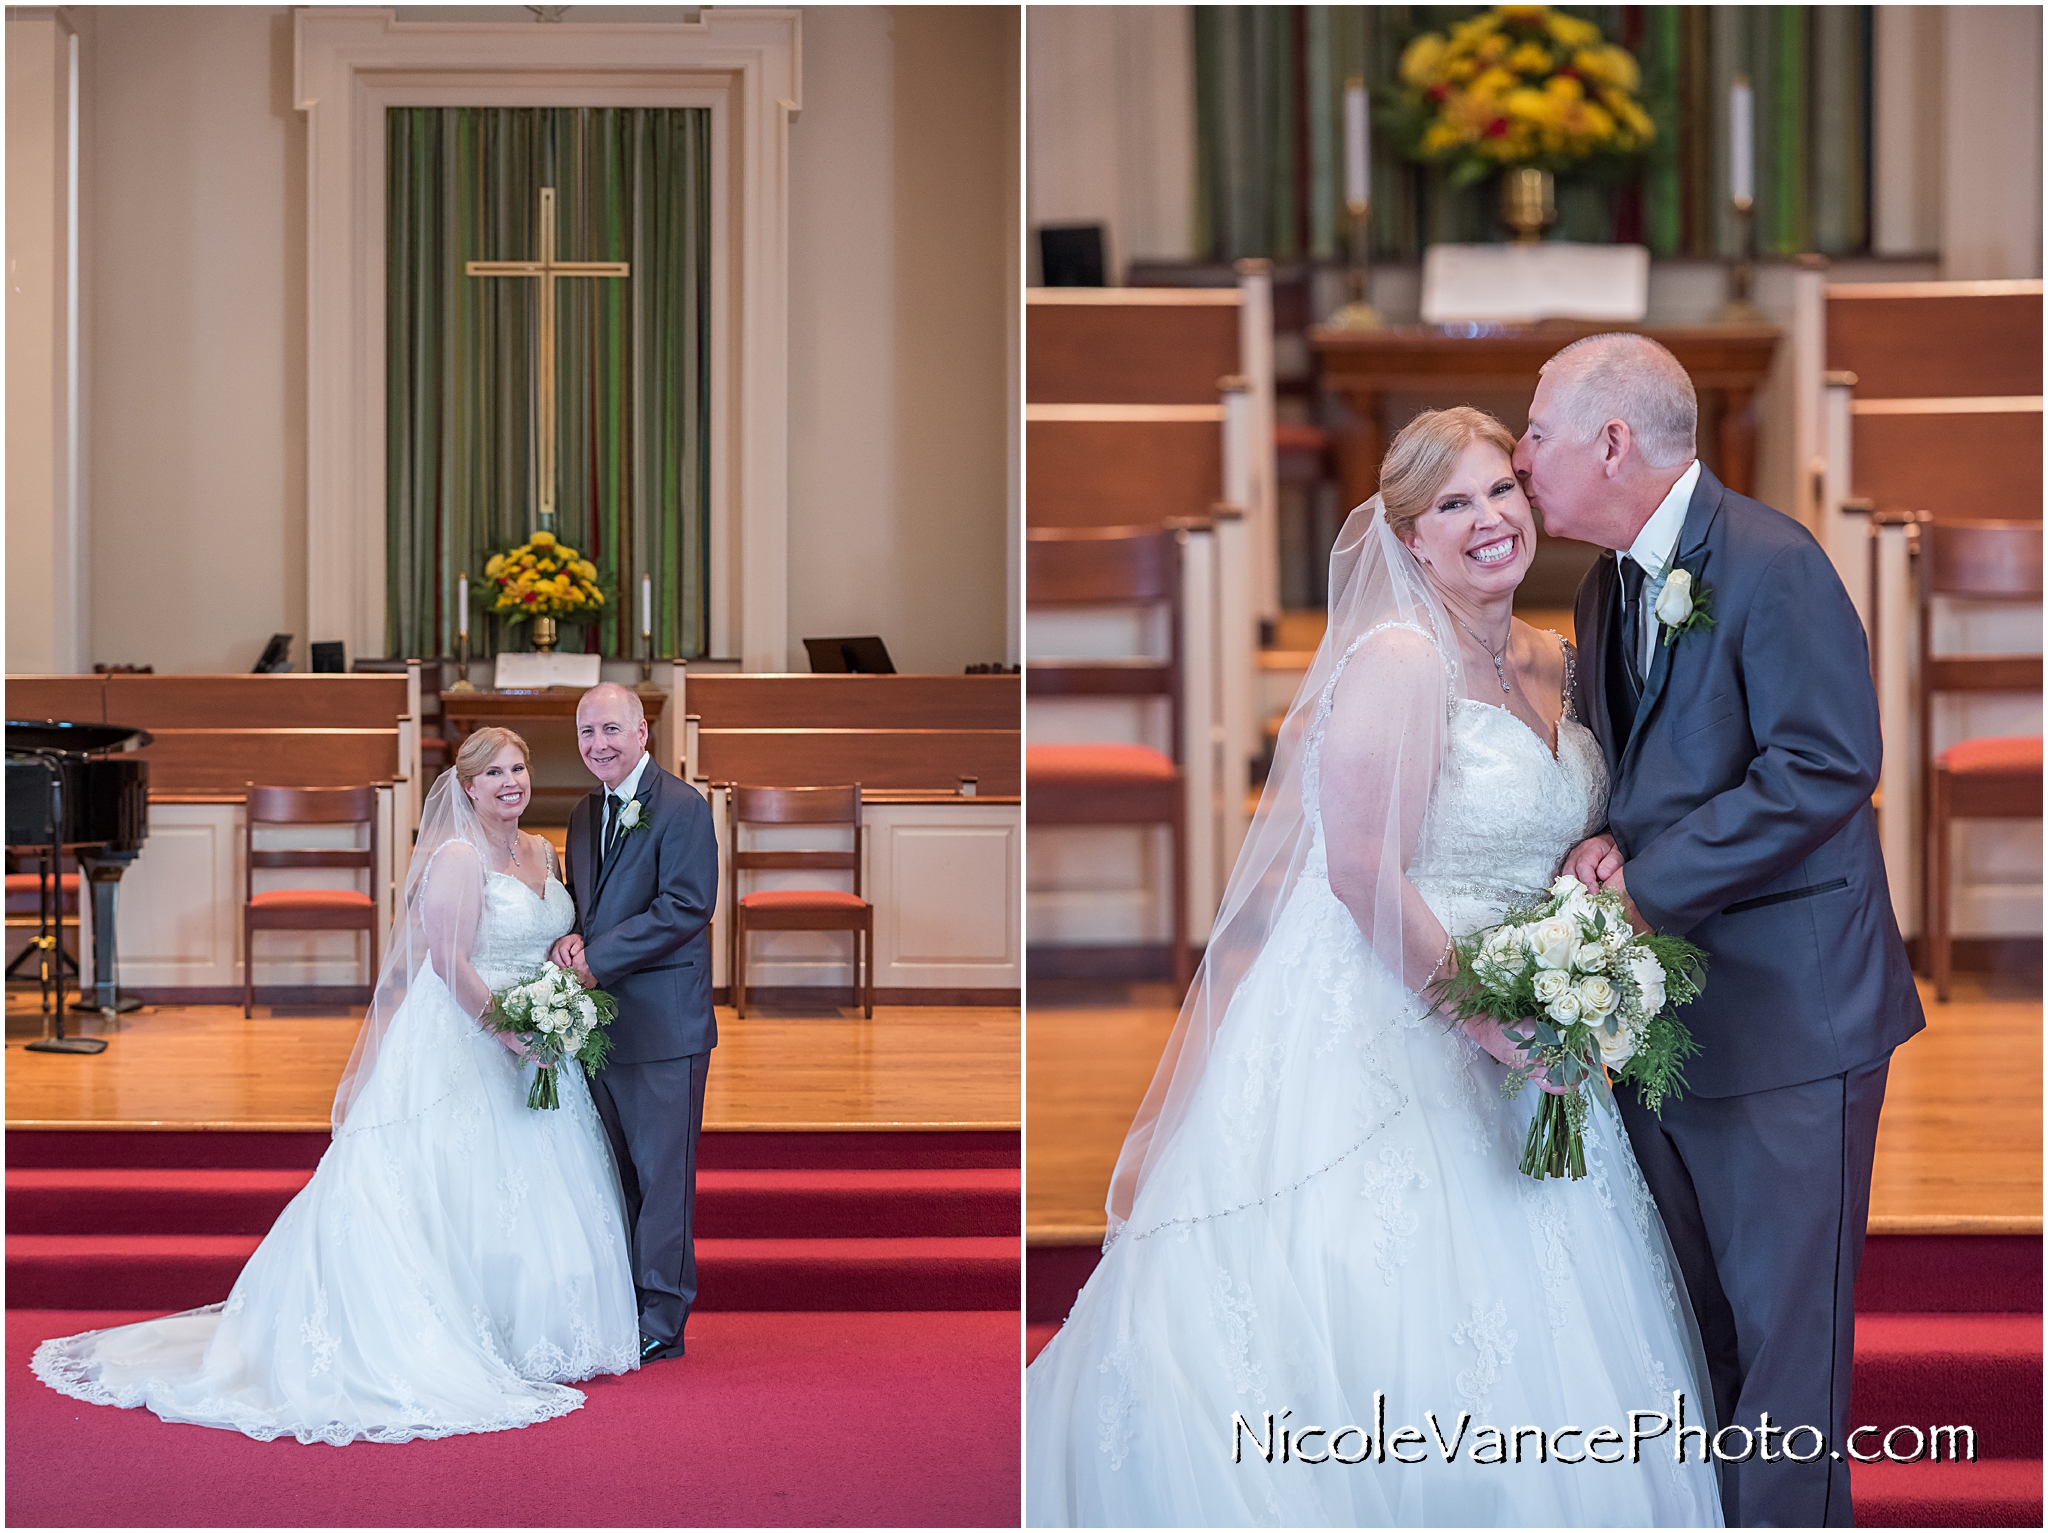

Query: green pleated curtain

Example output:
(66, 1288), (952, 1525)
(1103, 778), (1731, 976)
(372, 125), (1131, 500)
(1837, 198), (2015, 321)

(386, 107), (712, 660)
(1194, 6), (1872, 263)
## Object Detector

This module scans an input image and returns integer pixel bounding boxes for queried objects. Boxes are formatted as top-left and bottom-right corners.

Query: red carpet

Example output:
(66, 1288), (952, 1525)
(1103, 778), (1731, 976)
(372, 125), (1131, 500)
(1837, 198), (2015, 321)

(7, 1127), (1022, 1526)
(8, 1133), (1021, 1313)
(1025, 1232), (2042, 1527)
(9, 1308), (1020, 1528)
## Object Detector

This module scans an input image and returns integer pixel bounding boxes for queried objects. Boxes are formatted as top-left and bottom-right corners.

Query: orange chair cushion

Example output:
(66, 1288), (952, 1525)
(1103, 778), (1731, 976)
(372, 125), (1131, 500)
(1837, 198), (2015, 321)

(249, 889), (374, 911)
(1027, 743), (1177, 785)
(5, 874), (78, 894)
(738, 888), (868, 912)
(1938, 735), (2043, 778)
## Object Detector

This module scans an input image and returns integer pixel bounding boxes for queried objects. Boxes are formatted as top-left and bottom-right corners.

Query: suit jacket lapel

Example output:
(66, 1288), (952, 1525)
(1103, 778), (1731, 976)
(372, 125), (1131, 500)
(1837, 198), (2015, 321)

(1582, 551), (1621, 768)
(1621, 465), (1725, 766)
(583, 788), (607, 910)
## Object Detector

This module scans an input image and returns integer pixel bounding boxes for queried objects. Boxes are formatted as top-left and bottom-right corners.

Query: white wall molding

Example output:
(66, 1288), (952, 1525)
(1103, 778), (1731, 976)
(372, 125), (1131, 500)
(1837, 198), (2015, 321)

(293, 7), (799, 668)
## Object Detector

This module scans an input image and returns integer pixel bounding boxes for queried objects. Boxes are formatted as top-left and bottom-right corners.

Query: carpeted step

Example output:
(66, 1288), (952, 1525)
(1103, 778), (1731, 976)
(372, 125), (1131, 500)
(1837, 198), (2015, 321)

(1850, 1457), (2042, 1528)
(1857, 1233), (2042, 1312)
(696, 1237), (1020, 1311)
(10, 1234), (264, 1313)
(8, 1170), (314, 1236)
(5, 1127), (1020, 1173)
(1850, 1312), (2042, 1462)
(8, 1167), (1021, 1240)
(9, 1233), (1020, 1313)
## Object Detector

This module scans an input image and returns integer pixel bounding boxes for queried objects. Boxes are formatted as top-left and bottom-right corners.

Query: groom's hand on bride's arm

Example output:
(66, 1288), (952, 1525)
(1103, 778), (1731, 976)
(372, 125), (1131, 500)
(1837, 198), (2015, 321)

(1564, 834), (1622, 891)
(1602, 865), (1650, 935)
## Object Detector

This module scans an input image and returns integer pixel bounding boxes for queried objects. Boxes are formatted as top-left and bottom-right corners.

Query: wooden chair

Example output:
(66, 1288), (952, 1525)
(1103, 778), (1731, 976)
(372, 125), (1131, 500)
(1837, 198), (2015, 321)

(1026, 524), (1192, 998)
(243, 784), (380, 1016)
(1918, 520), (2044, 1001)
(727, 784), (873, 1019)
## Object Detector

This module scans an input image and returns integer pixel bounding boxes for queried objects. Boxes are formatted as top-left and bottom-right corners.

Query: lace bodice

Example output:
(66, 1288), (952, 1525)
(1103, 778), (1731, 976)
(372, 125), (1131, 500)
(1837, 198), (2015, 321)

(1303, 623), (1608, 936)
(471, 873), (577, 991)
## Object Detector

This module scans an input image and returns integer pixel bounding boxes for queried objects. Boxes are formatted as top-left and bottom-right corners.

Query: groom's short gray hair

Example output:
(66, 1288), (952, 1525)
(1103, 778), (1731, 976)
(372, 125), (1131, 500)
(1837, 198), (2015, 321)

(1539, 333), (1697, 469)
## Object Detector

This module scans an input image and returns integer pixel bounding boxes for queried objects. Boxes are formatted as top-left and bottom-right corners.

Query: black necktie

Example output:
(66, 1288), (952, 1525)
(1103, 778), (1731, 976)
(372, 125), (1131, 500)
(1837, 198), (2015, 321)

(1617, 557), (1647, 700)
(1606, 556), (1646, 749)
(602, 793), (620, 860)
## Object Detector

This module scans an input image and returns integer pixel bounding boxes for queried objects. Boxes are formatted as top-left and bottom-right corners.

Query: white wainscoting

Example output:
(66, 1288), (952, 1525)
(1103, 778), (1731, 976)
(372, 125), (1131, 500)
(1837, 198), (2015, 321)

(112, 795), (397, 994)
(709, 793), (1020, 997)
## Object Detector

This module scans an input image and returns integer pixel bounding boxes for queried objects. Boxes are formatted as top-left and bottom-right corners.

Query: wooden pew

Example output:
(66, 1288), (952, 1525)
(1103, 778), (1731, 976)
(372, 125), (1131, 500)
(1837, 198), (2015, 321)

(678, 673), (1021, 1002)
(1025, 411), (1225, 528)
(1817, 281), (2045, 953)
(685, 674), (1019, 796)
(1027, 289), (1241, 404)
(3, 671), (414, 1004)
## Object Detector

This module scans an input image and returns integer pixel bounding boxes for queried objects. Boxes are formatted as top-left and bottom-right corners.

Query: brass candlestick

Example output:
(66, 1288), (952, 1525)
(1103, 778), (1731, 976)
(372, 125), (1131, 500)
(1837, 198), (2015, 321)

(449, 629), (477, 691)
(1325, 200), (1384, 330)
(1717, 197), (1768, 325)
(637, 629), (661, 695)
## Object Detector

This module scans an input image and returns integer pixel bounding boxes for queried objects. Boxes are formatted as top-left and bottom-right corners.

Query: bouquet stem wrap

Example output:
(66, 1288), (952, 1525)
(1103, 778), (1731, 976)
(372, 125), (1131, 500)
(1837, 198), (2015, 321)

(479, 961), (619, 1110)
(1432, 875), (1706, 1180)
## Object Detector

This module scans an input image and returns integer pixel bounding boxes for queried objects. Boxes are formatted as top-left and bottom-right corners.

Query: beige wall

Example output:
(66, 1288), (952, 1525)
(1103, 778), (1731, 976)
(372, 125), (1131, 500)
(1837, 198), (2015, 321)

(36, 5), (1015, 676)
(787, 5), (1018, 673)
(79, 7), (305, 675)
(6, 9), (84, 674)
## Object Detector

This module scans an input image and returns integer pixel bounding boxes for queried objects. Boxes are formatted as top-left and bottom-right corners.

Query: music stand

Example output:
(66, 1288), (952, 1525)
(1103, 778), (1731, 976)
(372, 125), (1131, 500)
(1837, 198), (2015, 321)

(802, 636), (896, 675)
(310, 641), (346, 674)
(253, 634), (294, 674)
(16, 751), (106, 1054)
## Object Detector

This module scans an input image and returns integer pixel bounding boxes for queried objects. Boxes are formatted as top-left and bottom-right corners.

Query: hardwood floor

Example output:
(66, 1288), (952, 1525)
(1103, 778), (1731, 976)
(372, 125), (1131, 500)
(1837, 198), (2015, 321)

(1027, 973), (2040, 1243)
(6, 993), (1019, 1133)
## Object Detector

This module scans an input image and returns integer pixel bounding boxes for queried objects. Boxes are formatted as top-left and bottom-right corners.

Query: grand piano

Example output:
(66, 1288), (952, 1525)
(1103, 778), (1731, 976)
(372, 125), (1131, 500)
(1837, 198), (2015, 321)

(5, 719), (152, 1052)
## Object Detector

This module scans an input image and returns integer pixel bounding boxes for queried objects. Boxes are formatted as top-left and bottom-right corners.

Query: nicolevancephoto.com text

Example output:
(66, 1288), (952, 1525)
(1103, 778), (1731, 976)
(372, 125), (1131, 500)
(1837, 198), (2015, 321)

(1232, 1393), (1978, 1469)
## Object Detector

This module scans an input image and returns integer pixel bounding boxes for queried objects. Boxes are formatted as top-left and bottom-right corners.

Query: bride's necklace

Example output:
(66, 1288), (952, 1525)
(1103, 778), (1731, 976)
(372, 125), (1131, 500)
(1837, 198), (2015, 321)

(482, 827), (522, 868)
(1453, 613), (1513, 695)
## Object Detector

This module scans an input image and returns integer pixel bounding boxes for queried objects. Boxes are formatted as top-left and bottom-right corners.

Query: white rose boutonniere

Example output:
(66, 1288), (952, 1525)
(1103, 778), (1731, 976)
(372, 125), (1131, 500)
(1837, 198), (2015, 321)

(617, 797), (648, 836)
(1647, 557), (1714, 648)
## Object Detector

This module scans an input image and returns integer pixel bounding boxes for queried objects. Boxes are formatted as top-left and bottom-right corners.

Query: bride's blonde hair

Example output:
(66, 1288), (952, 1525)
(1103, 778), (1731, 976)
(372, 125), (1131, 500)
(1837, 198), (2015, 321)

(1379, 406), (1518, 543)
(454, 726), (530, 787)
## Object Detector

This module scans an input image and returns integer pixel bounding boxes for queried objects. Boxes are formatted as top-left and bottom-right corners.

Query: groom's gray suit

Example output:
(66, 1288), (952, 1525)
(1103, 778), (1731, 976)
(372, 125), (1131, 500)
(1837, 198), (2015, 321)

(564, 758), (719, 1351)
(1573, 463), (1925, 1527)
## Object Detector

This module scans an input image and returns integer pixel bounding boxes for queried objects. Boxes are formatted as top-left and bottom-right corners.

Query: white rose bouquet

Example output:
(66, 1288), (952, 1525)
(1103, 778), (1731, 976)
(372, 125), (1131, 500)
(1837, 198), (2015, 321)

(480, 961), (619, 1110)
(1431, 874), (1706, 1179)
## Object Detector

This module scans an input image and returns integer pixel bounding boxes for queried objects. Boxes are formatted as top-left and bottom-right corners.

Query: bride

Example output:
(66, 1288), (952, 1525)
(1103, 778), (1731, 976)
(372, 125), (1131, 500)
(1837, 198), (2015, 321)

(33, 727), (641, 1444)
(1026, 408), (1723, 1526)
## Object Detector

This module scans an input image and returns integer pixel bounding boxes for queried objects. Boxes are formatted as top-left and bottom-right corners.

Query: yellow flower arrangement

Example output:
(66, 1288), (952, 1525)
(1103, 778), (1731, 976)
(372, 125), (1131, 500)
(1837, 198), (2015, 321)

(1392, 5), (1652, 187)
(483, 528), (610, 627)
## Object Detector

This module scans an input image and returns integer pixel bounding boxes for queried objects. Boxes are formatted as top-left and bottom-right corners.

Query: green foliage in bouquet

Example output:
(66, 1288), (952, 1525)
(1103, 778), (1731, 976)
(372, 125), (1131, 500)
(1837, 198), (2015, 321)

(1432, 877), (1707, 1179)
(480, 962), (620, 1109)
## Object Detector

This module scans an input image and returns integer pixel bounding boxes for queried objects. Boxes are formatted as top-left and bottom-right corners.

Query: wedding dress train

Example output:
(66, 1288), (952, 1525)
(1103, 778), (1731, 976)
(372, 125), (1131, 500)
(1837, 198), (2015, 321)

(32, 871), (640, 1445)
(1025, 634), (1725, 1526)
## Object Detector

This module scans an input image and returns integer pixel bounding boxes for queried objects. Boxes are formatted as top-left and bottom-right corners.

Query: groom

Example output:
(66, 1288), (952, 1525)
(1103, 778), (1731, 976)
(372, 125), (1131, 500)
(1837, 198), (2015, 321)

(550, 682), (719, 1363)
(1518, 334), (1924, 1528)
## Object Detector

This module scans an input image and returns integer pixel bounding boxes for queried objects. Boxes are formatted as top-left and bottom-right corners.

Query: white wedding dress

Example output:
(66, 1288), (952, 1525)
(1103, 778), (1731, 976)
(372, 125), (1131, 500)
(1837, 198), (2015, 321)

(1026, 634), (1724, 1526)
(32, 870), (641, 1445)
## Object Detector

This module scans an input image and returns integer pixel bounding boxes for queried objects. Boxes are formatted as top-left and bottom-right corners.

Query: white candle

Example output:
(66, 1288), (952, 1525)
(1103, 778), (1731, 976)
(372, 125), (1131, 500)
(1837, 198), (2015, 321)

(641, 573), (652, 638)
(457, 573), (468, 635)
(1729, 77), (1754, 208)
(1344, 79), (1370, 211)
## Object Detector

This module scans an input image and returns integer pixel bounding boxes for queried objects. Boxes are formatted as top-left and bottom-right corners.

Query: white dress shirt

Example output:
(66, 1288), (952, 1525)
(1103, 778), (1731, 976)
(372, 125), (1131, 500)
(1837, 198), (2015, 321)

(602, 751), (653, 850)
(1620, 459), (1702, 676)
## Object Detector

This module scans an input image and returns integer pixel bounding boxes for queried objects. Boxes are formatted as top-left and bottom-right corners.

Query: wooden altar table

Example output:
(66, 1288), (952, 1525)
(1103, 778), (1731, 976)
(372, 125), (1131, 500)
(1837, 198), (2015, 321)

(1310, 322), (1781, 508)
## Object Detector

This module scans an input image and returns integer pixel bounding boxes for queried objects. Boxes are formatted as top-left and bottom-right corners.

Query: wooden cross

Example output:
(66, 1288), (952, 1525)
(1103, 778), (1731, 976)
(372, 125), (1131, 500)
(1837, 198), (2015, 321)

(466, 186), (630, 530)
